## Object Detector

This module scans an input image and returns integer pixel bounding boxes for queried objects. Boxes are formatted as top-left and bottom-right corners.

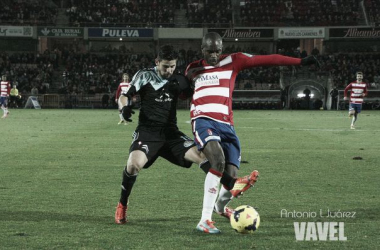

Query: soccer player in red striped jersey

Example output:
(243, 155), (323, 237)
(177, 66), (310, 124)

(344, 72), (368, 130)
(186, 32), (319, 233)
(116, 73), (131, 125)
(1, 75), (11, 118)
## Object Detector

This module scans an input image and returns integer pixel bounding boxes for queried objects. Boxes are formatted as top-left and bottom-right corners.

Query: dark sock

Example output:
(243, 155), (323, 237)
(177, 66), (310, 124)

(120, 168), (137, 206)
(199, 161), (236, 190)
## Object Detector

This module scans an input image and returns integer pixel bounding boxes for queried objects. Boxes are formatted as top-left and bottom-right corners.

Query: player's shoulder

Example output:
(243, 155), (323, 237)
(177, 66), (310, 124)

(132, 67), (154, 78)
(138, 67), (155, 74)
(187, 59), (202, 68)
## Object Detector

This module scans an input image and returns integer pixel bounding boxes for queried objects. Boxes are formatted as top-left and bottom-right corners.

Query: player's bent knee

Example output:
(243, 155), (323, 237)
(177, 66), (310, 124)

(126, 163), (142, 175)
(210, 155), (225, 173)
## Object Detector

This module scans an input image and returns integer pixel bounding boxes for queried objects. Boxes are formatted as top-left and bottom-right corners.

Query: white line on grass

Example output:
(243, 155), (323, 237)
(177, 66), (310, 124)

(238, 127), (380, 132)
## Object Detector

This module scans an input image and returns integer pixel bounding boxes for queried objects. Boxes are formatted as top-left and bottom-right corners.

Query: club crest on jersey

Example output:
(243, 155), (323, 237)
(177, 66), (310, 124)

(194, 74), (219, 89)
(207, 129), (213, 135)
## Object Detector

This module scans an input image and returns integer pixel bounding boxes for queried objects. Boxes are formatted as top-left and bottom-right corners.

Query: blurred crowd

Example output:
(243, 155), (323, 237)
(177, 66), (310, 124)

(2, 48), (379, 100)
(240, 0), (361, 27)
(66, 0), (177, 27)
(2, 0), (376, 27)
(0, 0), (57, 25)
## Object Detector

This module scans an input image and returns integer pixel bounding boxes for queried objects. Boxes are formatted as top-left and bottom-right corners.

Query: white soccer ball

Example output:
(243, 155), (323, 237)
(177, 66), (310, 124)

(230, 205), (260, 234)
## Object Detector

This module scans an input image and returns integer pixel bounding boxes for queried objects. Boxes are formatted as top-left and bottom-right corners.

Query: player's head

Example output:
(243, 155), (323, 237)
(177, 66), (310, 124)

(356, 72), (363, 81)
(201, 32), (223, 66)
(2, 75), (6, 81)
(122, 73), (129, 82)
(155, 44), (178, 79)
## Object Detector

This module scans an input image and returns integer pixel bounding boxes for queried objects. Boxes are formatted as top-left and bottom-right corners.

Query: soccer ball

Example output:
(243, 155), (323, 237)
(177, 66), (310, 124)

(230, 205), (260, 234)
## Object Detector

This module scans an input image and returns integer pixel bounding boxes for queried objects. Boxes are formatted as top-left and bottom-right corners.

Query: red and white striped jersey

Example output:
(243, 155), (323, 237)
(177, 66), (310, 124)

(185, 53), (301, 125)
(115, 81), (131, 99)
(1, 81), (11, 97)
(344, 81), (368, 104)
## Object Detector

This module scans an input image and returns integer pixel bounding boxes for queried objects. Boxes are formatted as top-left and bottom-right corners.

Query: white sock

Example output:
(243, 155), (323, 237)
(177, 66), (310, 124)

(119, 113), (123, 120)
(200, 171), (221, 222)
(215, 186), (233, 213)
(351, 116), (355, 126)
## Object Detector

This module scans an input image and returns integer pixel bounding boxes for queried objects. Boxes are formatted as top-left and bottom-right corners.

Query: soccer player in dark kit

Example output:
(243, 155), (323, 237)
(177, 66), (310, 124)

(114, 44), (259, 225)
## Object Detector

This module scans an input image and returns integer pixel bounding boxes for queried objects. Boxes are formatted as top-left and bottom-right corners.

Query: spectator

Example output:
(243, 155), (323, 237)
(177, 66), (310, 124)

(330, 86), (339, 110)
(31, 86), (39, 95)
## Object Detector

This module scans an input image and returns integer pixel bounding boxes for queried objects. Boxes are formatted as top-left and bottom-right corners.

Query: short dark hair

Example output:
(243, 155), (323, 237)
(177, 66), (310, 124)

(157, 45), (178, 61)
(356, 71), (363, 75)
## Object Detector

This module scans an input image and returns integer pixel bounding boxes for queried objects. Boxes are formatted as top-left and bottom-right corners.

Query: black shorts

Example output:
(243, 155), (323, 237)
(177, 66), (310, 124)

(129, 127), (196, 169)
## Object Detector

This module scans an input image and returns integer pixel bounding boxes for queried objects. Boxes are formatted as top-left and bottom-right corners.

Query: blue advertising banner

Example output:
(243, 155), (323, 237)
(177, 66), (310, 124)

(88, 28), (153, 38)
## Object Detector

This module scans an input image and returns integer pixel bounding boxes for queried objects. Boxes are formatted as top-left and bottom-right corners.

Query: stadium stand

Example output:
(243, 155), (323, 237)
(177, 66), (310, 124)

(67, 0), (177, 27)
(240, 0), (362, 27)
(186, 0), (233, 28)
(364, 0), (380, 26)
(1, 0), (380, 110)
(0, 0), (57, 25)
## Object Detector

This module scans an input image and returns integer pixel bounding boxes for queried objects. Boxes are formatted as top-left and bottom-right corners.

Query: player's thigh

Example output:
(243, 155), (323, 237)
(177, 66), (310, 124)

(127, 150), (148, 173)
(355, 104), (362, 113)
(348, 103), (356, 114)
(217, 124), (241, 169)
(0, 97), (6, 106)
(192, 118), (222, 151)
(160, 134), (196, 168)
(184, 146), (206, 165)
(202, 140), (225, 168)
(128, 140), (163, 170)
(118, 95), (128, 109)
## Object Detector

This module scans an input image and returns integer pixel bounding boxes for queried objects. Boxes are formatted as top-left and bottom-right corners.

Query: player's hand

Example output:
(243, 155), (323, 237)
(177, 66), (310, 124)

(343, 97), (348, 101)
(169, 73), (191, 91)
(301, 55), (320, 68)
(122, 106), (135, 122)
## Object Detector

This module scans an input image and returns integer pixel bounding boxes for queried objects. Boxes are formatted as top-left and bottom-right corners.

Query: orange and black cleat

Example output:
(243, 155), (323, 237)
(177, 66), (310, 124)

(115, 202), (128, 224)
(230, 170), (259, 197)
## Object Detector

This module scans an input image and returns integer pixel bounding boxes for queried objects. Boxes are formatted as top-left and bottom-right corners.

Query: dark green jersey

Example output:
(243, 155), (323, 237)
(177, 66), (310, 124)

(128, 67), (182, 128)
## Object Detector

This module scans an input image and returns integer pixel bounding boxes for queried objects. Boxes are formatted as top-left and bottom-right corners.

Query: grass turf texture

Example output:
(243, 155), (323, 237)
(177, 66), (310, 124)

(0, 109), (379, 249)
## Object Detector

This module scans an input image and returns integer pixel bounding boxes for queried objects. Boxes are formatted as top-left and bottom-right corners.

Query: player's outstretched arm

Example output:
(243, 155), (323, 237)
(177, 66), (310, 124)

(238, 53), (320, 71)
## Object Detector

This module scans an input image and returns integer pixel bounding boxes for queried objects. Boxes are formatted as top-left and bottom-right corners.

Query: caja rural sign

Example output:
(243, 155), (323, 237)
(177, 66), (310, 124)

(38, 27), (84, 37)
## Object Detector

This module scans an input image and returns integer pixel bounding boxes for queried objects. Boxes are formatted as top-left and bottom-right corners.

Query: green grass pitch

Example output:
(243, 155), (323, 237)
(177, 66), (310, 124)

(1, 109), (379, 249)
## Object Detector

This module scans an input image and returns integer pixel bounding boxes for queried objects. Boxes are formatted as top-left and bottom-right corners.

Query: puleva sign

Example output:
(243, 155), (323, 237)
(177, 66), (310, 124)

(88, 28), (153, 38)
